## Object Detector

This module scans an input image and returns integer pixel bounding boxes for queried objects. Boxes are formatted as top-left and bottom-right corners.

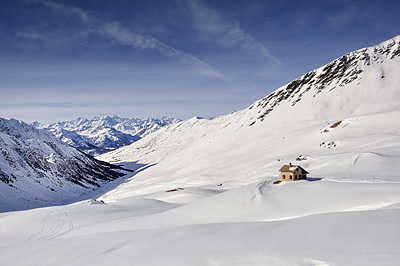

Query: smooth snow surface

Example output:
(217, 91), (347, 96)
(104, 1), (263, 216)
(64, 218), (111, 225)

(1, 36), (400, 265)
(1, 179), (400, 266)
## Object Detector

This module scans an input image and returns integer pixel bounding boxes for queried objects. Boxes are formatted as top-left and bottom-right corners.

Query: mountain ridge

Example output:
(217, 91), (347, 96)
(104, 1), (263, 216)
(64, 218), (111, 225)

(249, 34), (400, 124)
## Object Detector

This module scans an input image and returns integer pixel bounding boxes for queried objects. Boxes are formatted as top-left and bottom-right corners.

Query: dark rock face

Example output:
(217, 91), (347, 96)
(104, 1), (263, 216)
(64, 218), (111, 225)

(249, 37), (400, 124)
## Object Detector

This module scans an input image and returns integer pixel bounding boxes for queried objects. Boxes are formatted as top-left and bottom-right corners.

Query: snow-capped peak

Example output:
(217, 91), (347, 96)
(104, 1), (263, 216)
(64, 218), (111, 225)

(248, 35), (400, 125)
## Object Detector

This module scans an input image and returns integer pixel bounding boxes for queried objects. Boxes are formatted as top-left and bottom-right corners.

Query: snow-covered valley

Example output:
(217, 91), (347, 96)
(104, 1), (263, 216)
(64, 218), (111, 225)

(0, 118), (133, 213)
(1, 36), (400, 265)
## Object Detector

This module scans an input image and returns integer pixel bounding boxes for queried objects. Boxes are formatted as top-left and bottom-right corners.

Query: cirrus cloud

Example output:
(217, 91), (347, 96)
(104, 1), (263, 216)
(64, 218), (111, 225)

(97, 22), (224, 78)
(34, 0), (89, 22)
(179, 0), (277, 62)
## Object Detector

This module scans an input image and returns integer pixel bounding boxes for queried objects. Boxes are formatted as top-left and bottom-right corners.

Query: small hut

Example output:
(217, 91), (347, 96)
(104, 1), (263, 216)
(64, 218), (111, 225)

(279, 163), (309, 181)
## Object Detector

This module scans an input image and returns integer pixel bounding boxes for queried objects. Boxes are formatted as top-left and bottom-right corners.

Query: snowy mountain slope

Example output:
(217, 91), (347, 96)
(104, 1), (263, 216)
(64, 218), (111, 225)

(34, 116), (181, 156)
(1, 36), (400, 266)
(98, 36), (400, 189)
(0, 118), (128, 212)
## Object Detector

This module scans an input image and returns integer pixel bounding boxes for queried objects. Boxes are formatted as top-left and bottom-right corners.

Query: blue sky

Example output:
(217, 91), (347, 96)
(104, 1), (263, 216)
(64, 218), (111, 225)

(1, 0), (399, 123)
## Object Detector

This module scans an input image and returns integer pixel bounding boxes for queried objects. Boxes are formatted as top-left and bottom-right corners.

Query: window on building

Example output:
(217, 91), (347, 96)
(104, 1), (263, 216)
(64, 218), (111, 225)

(290, 175), (292, 179)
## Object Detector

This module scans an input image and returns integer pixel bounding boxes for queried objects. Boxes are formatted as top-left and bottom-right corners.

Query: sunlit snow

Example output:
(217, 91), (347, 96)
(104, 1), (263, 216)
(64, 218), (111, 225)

(1, 36), (400, 266)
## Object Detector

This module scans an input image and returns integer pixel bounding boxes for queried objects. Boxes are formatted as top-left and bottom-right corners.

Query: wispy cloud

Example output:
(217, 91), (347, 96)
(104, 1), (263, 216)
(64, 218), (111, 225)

(15, 32), (40, 39)
(98, 22), (223, 78)
(180, 0), (275, 61)
(324, 3), (356, 30)
(34, 0), (89, 22)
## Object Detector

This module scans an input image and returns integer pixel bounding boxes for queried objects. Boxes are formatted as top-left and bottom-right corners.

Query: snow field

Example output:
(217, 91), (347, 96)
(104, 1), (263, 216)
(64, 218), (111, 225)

(1, 179), (400, 266)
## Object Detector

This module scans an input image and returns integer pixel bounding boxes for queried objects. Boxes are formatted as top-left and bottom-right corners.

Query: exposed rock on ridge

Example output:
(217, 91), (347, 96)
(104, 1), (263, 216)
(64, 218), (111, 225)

(251, 36), (400, 123)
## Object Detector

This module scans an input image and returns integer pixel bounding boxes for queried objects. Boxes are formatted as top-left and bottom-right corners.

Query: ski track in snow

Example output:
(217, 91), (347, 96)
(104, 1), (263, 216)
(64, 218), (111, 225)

(25, 207), (74, 242)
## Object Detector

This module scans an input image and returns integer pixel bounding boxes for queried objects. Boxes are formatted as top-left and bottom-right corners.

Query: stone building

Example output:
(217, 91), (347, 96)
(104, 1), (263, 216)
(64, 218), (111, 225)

(279, 163), (309, 181)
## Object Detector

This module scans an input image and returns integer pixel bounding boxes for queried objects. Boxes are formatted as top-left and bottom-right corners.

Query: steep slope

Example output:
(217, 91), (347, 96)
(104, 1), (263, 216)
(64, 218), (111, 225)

(98, 35), (400, 194)
(34, 116), (181, 156)
(0, 118), (128, 212)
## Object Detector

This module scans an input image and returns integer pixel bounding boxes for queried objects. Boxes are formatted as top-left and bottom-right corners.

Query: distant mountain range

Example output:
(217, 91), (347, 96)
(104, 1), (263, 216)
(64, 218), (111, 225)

(32, 116), (181, 156)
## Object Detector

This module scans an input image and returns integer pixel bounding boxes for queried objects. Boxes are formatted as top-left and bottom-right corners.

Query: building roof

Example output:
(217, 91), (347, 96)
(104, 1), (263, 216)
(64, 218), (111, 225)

(279, 164), (309, 174)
